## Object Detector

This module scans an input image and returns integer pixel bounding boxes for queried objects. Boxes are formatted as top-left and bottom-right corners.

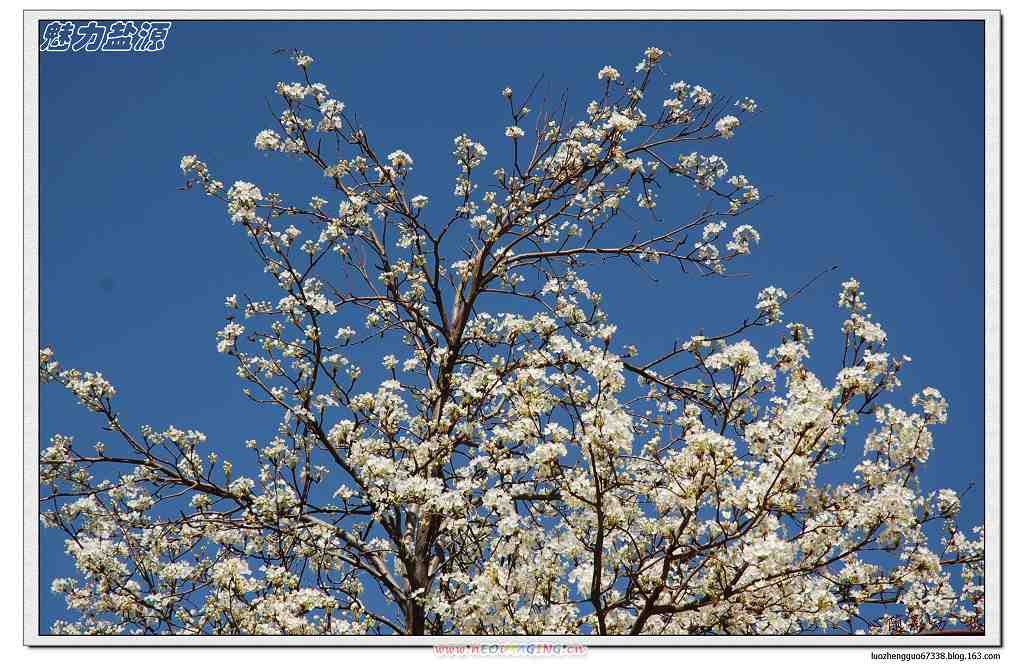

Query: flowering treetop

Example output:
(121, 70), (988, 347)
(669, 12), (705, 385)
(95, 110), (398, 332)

(40, 47), (982, 637)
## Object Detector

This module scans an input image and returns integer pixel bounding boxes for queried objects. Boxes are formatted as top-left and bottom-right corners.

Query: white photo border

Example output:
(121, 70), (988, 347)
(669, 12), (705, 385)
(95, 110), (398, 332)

(22, 9), (1003, 648)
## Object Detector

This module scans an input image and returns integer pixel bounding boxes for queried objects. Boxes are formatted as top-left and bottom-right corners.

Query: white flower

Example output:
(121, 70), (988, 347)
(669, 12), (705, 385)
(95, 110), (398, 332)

(913, 387), (949, 424)
(453, 134), (487, 171)
(690, 85), (713, 106)
(211, 558), (251, 588)
(317, 99), (345, 131)
(736, 97), (758, 113)
(387, 150), (414, 168)
(756, 286), (788, 324)
(839, 278), (866, 310)
(276, 82), (309, 101)
(937, 488), (960, 514)
(597, 66), (621, 82)
(505, 126), (525, 139)
(226, 181), (263, 223)
(606, 112), (639, 133)
(715, 115), (741, 139)
(644, 46), (664, 63)
(255, 130), (281, 151)
(216, 322), (245, 353)
(728, 225), (761, 255)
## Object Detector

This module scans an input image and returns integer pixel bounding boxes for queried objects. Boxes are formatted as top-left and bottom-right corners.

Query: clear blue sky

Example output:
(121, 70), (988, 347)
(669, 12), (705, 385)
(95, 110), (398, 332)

(38, 19), (986, 633)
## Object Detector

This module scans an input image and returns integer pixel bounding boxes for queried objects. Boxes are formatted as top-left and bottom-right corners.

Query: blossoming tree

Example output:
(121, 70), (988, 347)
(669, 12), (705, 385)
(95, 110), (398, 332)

(39, 48), (984, 637)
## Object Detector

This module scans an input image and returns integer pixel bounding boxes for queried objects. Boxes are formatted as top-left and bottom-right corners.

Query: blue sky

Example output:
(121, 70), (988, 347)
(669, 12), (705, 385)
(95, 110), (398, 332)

(38, 19), (986, 632)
